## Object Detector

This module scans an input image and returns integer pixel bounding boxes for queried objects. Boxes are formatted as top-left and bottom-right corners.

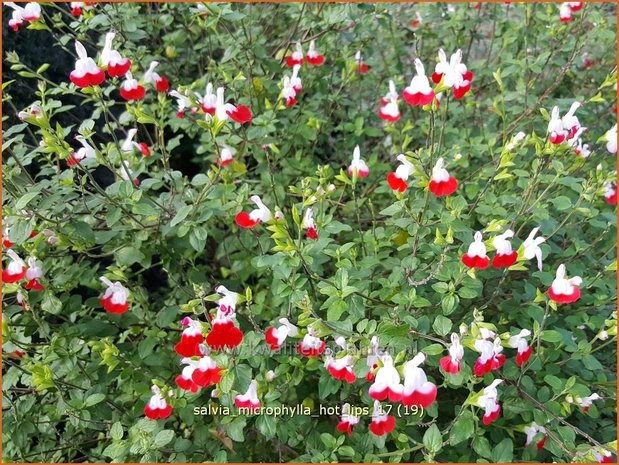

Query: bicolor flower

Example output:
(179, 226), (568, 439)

(69, 135), (96, 166)
(592, 448), (614, 463)
(120, 72), (145, 101)
(265, 317), (298, 350)
(169, 90), (191, 118)
(99, 276), (129, 314)
(402, 353), (437, 408)
(234, 379), (260, 411)
(325, 355), (356, 384)
(347, 145), (369, 179)
(235, 195), (272, 229)
(122, 129), (150, 157)
(462, 231), (490, 269)
(605, 124), (617, 154)
(336, 403), (359, 435)
(175, 357), (200, 393)
(429, 157), (458, 196)
(433, 49), (473, 99)
(144, 61), (170, 92)
(386, 154), (414, 192)
(547, 106), (567, 144)
(217, 146), (234, 167)
(572, 137), (591, 158)
(189, 353), (222, 388)
(477, 379), (503, 425)
(3, 250), (27, 283)
(523, 227), (546, 271)
(196, 82), (216, 115)
(101, 32), (131, 78)
(70, 2), (84, 16)
(206, 285), (243, 350)
(575, 393), (601, 413)
(302, 207), (318, 240)
(282, 76), (297, 107)
(24, 257), (44, 291)
(568, 2), (583, 10)
(559, 3), (573, 22)
(286, 42), (304, 67)
(411, 11), (422, 27)
(3, 227), (13, 249)
(212, 87), (252, 124)
(70, 41), (105, 88)
(378, 80), (400, 122)
(524, 422), (547, 451)
(604, 182), (617, 205)
(403, 59), (435, 106)
(473, 337), (505, 376)
(297, 327), (326, 357)
(508, 329), (532, 366)
(354, 51), (370, 74)
(561, 102), (582, 140)
(175, 316), (204, 357)
(6, 3), (40, 31)
(440, 333), (464, 374)
(369, 400), (396, 436)
(548, 264), (582, 304)
(368, 354), (404, 402)
(291, 64), (302, 94)
(306, 40), (325, 66)
(144, 385), (172, 420)
(492, 229), (517, 268)
(366, 336), (380, 382)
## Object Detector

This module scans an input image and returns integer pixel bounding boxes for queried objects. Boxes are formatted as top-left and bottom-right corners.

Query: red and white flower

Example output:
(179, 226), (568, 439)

(122, 129), (150, 157)
(120, 71), (145, 101)
(286, 42), (304, 67)
(235, 379), (260, 411)
(524, 422), (547, 451)
(572, 393), (602, 413)
(354, 51), (370, 74)
(378, 80), (400, 122)
(70, 2), (86, 17)
(169, 90), (191, 118)
(429, 157), (458, 196)
(212, 87), (252, 124)
(604, 182), (617, 206)
(101, 32), (131, 78)
(571, 136), (591, 158)
(175, 316), (204, 357)
(462, 231), (490, 269)
(235, 195), (272, 229)
(387, 154), (414, 193)
(70, 41), (105, 88)
(206, 285), (243, 350)
(325, 354), (356, 384)
(432, 49), (473, 99)
(365, 336), (380, 382)
(297, 327), (326, 357)
(548, 264), (582, 304)
(306, 40), (325, 66)
(561, 102), (583, 140)
(3, 250), (27, 283)
(559, 2), (574, 22)
(144, 61), (170, 92)
(196, 82), (217, 115)
(69, 135), (96, 166)
(217, 146), (234, 167)
(403, 59), (435, 107)
(592, 448), (614, 463)
(491, 229), (517, 268)
(568, 2), (583, 11)
(369, 400), (396, 436)
(3, 227), (13, 249)
(473, 336), (505, 376)
(144, 385), (172, 420)
(402, 353), (437, 408)
(477, 379), (503, 425)
(282, 76), (297, 107)
(186, 352), (222, 389)
(605, 124), (617, 154)
(440, 333), (464, 374)
(348, 145), (369, 179)
(523, 227), (546, 271)
(291, 64), (302, 94)
(547, 106), (567, 144)
(25, 257), (44, 291)
(302, 207), (318, 240)
(99, 276), (129, 314)
(368, 354), (404, 402)
(508, 329), (532, 366)
(265, 317), (298, 350)
(411, 11), (422, 28)
(336, 403), (359, 435)
(6, 2), (40, 30)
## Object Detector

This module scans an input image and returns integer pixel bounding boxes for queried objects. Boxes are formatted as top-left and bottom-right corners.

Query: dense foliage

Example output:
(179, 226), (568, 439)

(2, 2), (617, 463)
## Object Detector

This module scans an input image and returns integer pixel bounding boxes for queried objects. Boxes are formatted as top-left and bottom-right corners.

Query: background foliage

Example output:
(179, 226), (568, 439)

(2, 2), (617, 462)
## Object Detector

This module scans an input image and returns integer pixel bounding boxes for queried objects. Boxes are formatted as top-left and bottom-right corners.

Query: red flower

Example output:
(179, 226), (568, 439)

(2, 250), (27, 283)
(144, 385), (172, 420)
(387, 155), (414, 193)
(462, 231), (489, 269)
(548, 264), (582, 304)
(306, 40), (325, 66)
(99, 276), (130, 314)
(174, 317), (204, 357)
(70, 41), (105, 88)
(286, 42), (304, 67)
(428, 158), (458, 197)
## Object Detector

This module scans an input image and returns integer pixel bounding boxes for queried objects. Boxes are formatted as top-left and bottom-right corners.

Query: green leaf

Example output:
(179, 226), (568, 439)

(432, 315), (452, 336)
(15, 191), (39, 210)
(255, 414), (276, 440)
(449, 412), (475, 445)
(423, 424), (443, 453)
(153, 429), (175, 448)
(85, 393), (106, 407)
(170, 205), (193, 227)
(491, 438), (513, 462)
(110, 422), (123, 441)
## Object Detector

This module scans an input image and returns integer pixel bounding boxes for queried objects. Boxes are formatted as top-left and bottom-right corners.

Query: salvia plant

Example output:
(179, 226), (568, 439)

(1, 2), (617, 463)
